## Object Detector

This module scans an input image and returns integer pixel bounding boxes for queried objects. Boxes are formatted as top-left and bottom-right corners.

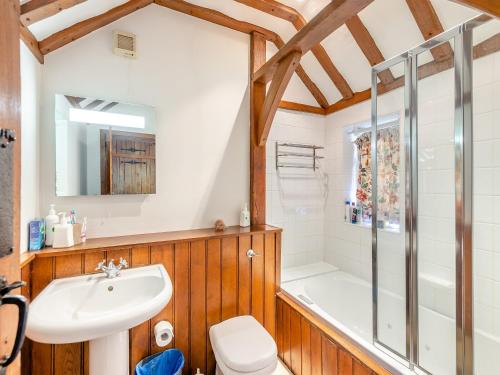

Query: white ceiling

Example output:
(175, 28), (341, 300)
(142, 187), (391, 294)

(28, 0), (488, 106)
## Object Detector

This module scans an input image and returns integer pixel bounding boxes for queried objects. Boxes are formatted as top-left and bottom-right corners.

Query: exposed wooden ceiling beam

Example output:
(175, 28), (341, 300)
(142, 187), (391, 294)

(253, 0), (373, 84)
(405, 0), (454, 62)
(236, 0), (354, 99)
(154, 0), (278, 42)
(450, 0), (500, 18)
(278, 100), (326, 115)
(21, 0), (86, 26)
(325, 32), (500, 115)
(39, 0), (154, 54)
(345, 15), (394, 85)
(19, 22), (44, 64)
(258, 51), (301, 145)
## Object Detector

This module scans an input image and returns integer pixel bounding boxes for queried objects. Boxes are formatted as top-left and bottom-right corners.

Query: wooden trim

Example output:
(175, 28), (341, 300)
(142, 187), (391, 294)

(278, 292), (392, 375)
(236, 0), (353, 99)
(250, 32), (267, 225)
(18, 225), (281, 263)
(405, 0), (453, 61)
(21, 0), (86, 26)
(253, 0), (373, 84)
(450, 0), (500, 18)
(258, 51), (302, 146)
(278, 101), (326, 115)
(38, 0), (154, 54)
(235, 0), (299, 23)
(345, 15), (394, 85)
(154, 0), (279, 43)
(19, 22), (44, 64)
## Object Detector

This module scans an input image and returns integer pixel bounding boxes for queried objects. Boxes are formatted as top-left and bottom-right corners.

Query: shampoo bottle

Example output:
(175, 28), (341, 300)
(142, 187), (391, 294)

(45, 204), (59, 246)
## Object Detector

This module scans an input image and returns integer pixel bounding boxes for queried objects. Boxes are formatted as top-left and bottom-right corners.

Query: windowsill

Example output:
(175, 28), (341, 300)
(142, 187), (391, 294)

(343, 221), (401, 234)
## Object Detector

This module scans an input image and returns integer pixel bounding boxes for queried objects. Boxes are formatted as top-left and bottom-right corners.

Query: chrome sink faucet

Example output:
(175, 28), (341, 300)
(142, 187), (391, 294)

(95, 258), (128, 278)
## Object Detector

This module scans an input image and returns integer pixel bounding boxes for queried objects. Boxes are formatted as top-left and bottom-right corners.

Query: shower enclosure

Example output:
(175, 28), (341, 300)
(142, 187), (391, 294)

(371, 15), (499, 375)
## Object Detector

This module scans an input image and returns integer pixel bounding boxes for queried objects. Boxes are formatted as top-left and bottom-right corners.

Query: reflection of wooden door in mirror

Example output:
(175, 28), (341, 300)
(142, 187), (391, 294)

(100, 130), (156, 194)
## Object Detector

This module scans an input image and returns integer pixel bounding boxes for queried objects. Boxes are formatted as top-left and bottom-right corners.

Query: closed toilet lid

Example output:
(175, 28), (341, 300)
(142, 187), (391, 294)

(210, 315), (277, 373)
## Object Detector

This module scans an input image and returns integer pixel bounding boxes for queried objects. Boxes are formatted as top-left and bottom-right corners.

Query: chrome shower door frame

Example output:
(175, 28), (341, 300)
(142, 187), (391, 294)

(371, 15), (490, 375)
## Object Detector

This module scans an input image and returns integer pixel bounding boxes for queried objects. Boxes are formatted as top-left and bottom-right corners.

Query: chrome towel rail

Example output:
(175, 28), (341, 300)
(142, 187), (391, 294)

(275, 142), (324, 170)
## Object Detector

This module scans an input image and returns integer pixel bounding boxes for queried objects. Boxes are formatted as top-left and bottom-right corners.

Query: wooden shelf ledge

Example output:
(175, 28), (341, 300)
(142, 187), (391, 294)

(19, 224), (281, 266)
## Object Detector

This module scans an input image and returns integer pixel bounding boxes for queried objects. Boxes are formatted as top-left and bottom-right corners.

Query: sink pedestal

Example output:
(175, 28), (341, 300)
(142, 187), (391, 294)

(89, 330), (129, 375)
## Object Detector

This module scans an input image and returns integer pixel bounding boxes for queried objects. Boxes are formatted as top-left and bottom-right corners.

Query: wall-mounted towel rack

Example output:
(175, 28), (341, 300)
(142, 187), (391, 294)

(275, 142), (324, 170)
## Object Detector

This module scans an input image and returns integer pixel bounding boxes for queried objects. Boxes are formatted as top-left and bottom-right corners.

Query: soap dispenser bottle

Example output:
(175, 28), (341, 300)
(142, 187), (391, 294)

(45, 204), (59, 246)
(52, 212), (74, 249)
(240, 203), (250, 228)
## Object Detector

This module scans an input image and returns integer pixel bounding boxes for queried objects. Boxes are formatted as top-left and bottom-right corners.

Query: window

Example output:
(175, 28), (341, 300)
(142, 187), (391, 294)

(349, 115), (401, 231)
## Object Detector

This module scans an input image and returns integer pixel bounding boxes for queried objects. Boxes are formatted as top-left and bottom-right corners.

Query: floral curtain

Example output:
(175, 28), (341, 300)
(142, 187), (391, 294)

(354, 127), (400, 225)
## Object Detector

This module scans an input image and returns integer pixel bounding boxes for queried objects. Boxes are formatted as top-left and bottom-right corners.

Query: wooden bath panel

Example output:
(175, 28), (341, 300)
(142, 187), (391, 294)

(20, 225), (281, 375)
(277, 293), (394, 375)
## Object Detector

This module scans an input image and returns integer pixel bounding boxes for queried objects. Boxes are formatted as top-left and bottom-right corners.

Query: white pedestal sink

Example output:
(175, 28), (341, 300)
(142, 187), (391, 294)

(26, 264), (172, 375)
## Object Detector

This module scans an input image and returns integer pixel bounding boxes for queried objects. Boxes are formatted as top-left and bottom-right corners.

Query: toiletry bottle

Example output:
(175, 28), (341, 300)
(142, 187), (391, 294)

(45, 204), (59, 246)
(52, 212), (74, 248)
(81, 217), (87, 243)
(351, 202), (357, 224)
(344, 201), (350, 223)
(240, 203), (250, 227)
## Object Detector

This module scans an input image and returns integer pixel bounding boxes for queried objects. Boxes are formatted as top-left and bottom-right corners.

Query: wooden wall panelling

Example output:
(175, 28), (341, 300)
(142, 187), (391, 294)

(30, 257), (54, 375)
(264, 232), (276, 338)
(221, 237), (238, 321)
(251, 233), (265, 324)
(190, 240), (207, 374)
(206, 239), (222, 375)
(174, 242), (190, 371)
(321, 336), (338, 375)
(310, 325), (322, 375)
(21, 227), (280, 375)
(278, 296), (386, 375)
(129, 245), (151, 373)
(300, 317), (311, 375)
(290, 310), (302, 375)
(150, 244), (175, 354)
(54, 254), (83, 375)
(237, 235), (251, 316)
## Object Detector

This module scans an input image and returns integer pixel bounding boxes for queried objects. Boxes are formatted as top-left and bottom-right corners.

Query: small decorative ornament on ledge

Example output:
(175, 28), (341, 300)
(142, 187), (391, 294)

(214, 219), (226, 232)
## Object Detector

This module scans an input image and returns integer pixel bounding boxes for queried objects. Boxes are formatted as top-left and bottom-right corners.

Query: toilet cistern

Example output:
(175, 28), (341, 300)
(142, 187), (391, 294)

(95, 257), (129, 278)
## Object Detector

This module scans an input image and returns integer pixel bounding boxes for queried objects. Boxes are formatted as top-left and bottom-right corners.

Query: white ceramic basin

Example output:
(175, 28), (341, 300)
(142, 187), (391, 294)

(27, 264), (172, 344)
(27, 263), (172, 375)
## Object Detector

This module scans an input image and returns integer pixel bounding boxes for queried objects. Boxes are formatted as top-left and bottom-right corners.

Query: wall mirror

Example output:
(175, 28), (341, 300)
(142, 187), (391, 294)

(55, 94), (156, 196)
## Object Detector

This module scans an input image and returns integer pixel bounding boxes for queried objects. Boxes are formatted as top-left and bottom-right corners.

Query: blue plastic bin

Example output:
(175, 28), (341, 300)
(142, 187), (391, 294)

(135, 349), (185, 375)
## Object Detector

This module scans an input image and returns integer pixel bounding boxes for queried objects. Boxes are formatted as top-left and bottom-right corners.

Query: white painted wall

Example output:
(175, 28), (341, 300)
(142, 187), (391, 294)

(266, 110), (326, 268)
(20, 41), (42, 252)
(39, 5), (255, 238)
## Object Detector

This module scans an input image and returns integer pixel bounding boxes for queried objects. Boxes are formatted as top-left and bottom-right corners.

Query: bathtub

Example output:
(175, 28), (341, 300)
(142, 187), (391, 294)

(282, 270), (499, 375)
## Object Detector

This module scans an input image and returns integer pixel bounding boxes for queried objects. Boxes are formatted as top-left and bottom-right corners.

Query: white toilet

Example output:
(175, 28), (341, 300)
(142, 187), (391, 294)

(209, 315), (289, 375)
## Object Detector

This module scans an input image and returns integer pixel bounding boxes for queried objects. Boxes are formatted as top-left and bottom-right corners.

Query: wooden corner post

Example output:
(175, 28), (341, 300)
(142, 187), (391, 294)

(250, 31), (266, 225)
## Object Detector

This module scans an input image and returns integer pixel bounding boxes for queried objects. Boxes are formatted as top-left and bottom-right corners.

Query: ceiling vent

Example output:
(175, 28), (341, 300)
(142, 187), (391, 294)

(113, 30), (137, 59)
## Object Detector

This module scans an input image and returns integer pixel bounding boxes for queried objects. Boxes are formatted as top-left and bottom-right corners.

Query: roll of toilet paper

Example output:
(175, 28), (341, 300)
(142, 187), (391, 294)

(154, 321), (174, 347)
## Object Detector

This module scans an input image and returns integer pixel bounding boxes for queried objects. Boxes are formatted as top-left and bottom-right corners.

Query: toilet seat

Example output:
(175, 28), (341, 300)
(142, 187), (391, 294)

(209, 315), (277, 375)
